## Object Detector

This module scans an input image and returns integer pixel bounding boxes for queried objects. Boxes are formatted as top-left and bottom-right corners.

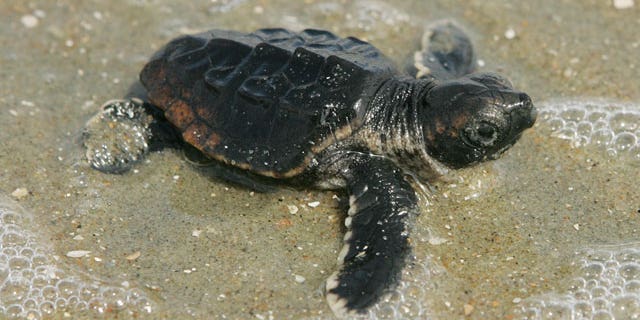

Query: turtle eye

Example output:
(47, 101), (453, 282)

(464, 121), (498, 147)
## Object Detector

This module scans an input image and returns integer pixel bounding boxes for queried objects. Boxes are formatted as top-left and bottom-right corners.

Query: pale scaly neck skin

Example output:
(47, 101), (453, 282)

(355, 76), (449, 182)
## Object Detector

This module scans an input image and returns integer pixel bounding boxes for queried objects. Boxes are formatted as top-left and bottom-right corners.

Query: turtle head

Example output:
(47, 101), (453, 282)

(421, 72), (536, 168)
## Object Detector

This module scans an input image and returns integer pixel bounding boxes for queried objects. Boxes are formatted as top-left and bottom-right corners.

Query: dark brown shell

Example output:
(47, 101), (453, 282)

(140, 28), (397, 178)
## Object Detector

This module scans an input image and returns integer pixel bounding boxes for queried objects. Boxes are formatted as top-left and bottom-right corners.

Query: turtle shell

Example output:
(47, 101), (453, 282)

(140, 28), (397, 178)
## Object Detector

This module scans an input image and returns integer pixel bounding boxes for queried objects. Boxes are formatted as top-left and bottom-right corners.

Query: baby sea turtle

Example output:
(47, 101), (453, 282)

(83, 22), (536, 316)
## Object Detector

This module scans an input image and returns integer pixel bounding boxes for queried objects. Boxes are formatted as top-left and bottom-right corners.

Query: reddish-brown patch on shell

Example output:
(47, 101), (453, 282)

(182, 121), (212, 149)
(141, 61), (173, 109)
(165, 99), (196, 131)
(203, 131), (221, 152)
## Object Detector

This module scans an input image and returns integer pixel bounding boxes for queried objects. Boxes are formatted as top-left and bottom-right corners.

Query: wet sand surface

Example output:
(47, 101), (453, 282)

(0, 1), (639, 319)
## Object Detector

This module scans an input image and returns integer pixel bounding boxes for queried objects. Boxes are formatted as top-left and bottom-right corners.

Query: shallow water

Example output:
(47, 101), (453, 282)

(1, 0), (639, 319)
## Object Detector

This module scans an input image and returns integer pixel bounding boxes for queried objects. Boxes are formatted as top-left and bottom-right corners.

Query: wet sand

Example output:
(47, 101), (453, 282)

(0, 0), (639, 319)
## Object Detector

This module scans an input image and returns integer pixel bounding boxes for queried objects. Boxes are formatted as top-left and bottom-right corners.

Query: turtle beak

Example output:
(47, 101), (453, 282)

(508, 93), (537, 133)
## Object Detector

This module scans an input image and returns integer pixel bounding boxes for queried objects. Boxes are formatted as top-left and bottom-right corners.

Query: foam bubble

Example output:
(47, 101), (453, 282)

(0, 194), (154, 319)
(538, 99), (640, 160)
(515, 244), (640, 319)
(365, 258), (438, 319)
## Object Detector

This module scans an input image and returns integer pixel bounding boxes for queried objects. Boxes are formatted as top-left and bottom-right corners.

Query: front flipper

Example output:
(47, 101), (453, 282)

(325, 157), (419, 316)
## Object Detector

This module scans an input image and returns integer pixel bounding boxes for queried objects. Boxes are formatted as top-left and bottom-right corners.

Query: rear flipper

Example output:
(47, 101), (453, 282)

(83, 99), (181, 174)
(406, 20), (476, 80)
(325, 156), (419, 316)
